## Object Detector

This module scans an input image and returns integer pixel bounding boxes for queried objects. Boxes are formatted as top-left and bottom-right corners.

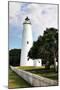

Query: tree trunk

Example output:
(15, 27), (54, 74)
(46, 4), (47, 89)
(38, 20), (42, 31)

(45, 61), (50, 70)
(52, 48), (57, 72)
(54, 57), (57, 72)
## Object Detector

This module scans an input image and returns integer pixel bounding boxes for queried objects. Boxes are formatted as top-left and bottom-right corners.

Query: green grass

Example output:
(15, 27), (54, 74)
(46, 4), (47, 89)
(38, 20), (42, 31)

(29, 68), (58, 80)
(17, 66), (58, 80)
(16, 66), (45, 70)
(8, 68), (32, 89)
(31, 70), (58, 80)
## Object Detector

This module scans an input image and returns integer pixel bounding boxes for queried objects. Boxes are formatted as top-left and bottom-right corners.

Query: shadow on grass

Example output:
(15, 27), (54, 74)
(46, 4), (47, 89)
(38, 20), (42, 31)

(26, 68), (58, 80)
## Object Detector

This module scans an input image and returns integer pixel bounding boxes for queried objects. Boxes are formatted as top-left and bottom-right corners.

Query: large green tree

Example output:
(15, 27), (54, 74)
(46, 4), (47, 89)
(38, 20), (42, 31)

(28, 28), (58, 71)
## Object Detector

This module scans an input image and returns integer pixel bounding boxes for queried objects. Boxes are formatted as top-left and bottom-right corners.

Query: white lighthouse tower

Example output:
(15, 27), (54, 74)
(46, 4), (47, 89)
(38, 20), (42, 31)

(20, 17), (33, 66)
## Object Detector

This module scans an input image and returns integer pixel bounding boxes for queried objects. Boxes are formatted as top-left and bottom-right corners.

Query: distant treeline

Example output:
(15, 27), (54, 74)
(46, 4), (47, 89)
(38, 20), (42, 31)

(9, 49), (21, 66)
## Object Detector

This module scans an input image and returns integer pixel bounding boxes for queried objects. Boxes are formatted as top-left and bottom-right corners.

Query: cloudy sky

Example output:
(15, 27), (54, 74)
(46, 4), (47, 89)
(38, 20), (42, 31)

(9, 2), (58, 50)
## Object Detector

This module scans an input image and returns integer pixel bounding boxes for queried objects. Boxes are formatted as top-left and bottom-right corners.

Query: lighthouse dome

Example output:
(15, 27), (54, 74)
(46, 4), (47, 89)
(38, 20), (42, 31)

(23, 17), (31, 24)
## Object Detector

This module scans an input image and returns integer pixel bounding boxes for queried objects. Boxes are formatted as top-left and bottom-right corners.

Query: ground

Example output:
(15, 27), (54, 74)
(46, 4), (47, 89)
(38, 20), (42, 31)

(17, 66), (58, 80)
(8, 68), (32, 89)
(30, 68), (58, 80)
(9, 66), (58, 89)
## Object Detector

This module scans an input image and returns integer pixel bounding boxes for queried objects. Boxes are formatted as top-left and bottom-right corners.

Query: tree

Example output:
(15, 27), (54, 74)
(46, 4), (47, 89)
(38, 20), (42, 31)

(28, 41), (39, 59)
(43, 28), (58, 71)
(9, 49), (21, 66)
(28, 28), (58, 71)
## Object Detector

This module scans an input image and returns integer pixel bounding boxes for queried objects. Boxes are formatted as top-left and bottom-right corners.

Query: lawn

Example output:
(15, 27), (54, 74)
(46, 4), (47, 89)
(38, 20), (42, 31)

(16, 66), (45, 70)
(30, 69), (58, 80)
(17, 66), (58, 80)
(8, 68), (32, 89)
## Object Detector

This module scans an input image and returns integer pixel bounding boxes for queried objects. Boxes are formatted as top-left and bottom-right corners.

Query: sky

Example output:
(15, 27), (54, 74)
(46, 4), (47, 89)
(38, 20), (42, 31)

(9, 2), (58, 50)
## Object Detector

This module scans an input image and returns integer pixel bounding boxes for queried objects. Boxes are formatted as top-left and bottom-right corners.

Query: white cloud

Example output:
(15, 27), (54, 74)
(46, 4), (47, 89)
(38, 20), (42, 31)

(9, 2), (23, 26)
(9, 2), (58, 41)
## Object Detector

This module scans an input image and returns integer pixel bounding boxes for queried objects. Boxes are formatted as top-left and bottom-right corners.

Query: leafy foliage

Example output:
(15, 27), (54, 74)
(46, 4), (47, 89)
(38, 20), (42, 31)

(9, 49), (21, 66)
(28, 28), (58, 70)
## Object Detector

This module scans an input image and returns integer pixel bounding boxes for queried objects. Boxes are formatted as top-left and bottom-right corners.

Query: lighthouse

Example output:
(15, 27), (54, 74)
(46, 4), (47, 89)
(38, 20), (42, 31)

(20, 17), (33, 66)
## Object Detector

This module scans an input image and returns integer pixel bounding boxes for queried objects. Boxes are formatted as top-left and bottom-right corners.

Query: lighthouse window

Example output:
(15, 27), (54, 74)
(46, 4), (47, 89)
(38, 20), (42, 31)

(27, 41), (29, 44)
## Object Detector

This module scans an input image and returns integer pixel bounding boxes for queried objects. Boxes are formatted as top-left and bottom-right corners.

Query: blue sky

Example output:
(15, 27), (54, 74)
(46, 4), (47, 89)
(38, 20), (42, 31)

(9, 2), (58, 50)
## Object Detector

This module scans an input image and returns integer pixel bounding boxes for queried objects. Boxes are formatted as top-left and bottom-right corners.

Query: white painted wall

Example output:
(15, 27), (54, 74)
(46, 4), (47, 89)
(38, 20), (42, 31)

(33, 59), (42, 66)
(25, 59), (34, 66)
